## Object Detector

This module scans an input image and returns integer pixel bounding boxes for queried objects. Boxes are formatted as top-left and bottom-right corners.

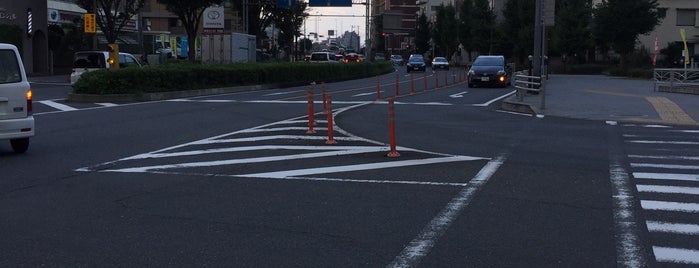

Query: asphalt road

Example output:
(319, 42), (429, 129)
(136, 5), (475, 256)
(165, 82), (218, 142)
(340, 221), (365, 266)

(1, 69), (697, 267)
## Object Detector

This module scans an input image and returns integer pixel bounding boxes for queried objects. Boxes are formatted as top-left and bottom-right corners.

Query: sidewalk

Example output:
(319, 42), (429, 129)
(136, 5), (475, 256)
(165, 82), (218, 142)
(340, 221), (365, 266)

(28, 74), (70, 84)
(502, 74), (699, 126)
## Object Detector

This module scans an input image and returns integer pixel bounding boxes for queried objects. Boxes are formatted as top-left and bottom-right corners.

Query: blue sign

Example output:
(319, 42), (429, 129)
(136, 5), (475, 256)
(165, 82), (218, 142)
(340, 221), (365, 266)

(276, 0), (297, 7)
(309, 0), (352, 6)
(180, 37), (188, 58)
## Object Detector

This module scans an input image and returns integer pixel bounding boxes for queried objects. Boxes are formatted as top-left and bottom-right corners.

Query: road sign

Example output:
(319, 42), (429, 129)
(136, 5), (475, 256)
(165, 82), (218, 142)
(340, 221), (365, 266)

(84, 13), (96, 33)
(309, 0), (352, 7)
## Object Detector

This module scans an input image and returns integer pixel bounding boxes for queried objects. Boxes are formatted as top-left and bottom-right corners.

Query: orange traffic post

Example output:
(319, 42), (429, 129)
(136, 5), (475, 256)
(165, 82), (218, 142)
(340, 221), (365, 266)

(410, 73), (415, 95)
(395, 73), (400, 97)
(423, 72), (427, 92)
(325, 95), (337, 144)
(306, 86), (316, 134)
(376, 75), (382, 101)
(387, 98), (400, 158)
(435, 72), (439, 89)
(321, 82), (327, 114)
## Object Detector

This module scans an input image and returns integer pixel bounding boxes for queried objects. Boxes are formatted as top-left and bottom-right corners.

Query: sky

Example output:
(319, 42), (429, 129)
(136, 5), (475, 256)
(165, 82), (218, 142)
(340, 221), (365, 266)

(303, 5), (367, 43)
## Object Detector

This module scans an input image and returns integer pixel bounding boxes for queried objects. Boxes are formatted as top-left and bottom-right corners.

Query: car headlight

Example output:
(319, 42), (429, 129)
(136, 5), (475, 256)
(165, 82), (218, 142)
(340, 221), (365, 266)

(468, 70), (475, 75)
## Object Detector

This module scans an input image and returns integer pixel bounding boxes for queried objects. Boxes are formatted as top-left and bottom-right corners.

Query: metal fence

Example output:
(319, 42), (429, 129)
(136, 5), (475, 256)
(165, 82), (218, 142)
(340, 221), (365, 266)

(653, 68), (699, 91)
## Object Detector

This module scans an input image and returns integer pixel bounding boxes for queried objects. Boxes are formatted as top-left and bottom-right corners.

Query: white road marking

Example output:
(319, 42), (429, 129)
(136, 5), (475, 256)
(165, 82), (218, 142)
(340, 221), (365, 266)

(629, 154), (699, 161)
(353, 91), (383, 97)
(126, 145), (391, 160)
(387, 155), (505, 268)
(449, 91), (468, 98)
(637, 185), (699, 195)
(610, 150), (648, 267)
(38, 100), (78, 111)
(641, 200), (699, 213)
(631, 163), (699, 170)
(471, 90), (516, 107)
(646, 221), (699, 235)
(495, 110), (533, 117)
(626, 140), (699, 145)
(633, 172), (699, 182)
(240, 155), (487, 178)
(192, 135), (368, 145)
(264, 90), (304, 96)
(652, 246), (699, 264)
(673, 130), (699, 133)
(96, 103), (118, 107)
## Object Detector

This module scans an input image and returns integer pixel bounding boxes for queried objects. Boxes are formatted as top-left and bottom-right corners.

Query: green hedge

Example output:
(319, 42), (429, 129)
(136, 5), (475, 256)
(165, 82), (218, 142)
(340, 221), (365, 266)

(73, 62), (394, 95)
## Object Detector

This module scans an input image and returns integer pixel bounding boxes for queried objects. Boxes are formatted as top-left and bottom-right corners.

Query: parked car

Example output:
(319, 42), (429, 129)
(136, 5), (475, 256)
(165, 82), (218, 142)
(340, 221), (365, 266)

(70, 51), (141, 85)
(344, 53), (362, 63)
(375, 52), (386, 61)
(467, 55), (511, 88)
(308, 52), (340, 63)
(0, 43), (34, 153)
(390, 55), (404, 66)
(432, 57), (450, 70)
(406, 55), (426, 73)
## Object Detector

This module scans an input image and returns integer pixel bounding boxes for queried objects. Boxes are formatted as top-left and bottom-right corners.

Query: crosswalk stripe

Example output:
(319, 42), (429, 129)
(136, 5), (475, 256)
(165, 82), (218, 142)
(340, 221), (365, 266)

(646, 221), (699, 235)
(640, 200), (699, 213)
(626, 140), (699, 145)
(629, 154), (699, 161)
(633, 172), (699, 182)
(652, 246), (699, 264)
(631, 163), (699, 170)
(637, 185), (699, 195)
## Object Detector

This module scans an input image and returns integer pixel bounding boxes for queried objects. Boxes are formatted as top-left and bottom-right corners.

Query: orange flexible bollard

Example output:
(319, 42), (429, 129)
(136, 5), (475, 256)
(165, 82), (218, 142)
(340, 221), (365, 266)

(325, 95), (336, 144)
(306, 87), (315, 134)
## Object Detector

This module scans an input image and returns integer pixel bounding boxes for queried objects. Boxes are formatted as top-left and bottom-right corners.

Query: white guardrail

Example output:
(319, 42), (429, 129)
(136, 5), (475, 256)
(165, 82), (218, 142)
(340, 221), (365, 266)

(654, 68), (699, 91)
(513, 74), (542, 101)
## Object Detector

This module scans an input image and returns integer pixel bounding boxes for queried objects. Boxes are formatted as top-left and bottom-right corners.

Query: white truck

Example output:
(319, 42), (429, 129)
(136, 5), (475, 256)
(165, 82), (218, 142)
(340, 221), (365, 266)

(0, 43), (34, 153)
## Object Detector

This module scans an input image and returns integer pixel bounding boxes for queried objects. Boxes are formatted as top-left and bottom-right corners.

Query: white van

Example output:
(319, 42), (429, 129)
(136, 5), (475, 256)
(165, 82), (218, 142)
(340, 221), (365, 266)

(0, 43), (34, 153)
(70, 51), (141, 85)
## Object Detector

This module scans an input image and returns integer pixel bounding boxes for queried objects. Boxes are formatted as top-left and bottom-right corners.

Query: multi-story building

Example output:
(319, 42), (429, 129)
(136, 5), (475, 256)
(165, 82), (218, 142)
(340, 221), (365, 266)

(638, 0), (699, 61)
(1, 0), (48, 75)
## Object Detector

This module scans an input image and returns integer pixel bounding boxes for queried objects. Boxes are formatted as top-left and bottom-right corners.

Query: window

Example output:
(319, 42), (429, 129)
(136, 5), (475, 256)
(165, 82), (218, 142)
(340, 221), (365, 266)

(0, 50), (21, 84)
(676, 9), (696, 26)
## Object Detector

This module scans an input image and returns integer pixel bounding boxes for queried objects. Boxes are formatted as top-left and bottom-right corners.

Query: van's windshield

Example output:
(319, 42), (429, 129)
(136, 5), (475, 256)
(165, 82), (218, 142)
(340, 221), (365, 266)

(73, 53), (106, 68)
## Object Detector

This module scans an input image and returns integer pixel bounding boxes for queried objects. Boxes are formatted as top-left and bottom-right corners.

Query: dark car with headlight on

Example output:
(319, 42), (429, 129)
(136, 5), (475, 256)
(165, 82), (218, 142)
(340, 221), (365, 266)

(406, 55), (426, 73)
(467, 55), (511, 88)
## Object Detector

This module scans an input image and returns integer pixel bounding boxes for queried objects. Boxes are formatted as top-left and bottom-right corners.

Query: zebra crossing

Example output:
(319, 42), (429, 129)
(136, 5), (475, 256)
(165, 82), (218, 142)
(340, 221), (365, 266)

(622, 124), (699, 265)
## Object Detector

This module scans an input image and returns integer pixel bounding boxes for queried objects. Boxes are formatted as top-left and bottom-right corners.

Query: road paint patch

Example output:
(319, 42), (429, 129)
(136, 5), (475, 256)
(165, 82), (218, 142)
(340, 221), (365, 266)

(387, 155), (506, 268)
(640, 200), (699, 213)
(637, 185), (699, 195)
(645, 97), (697, 125)
(633, 172), (699, 182)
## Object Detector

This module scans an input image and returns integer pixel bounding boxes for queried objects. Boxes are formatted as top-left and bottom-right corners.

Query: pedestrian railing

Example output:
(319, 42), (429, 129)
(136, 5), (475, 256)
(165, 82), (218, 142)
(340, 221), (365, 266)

(653, 68), (699, 91)
(513, 74), (542, 100)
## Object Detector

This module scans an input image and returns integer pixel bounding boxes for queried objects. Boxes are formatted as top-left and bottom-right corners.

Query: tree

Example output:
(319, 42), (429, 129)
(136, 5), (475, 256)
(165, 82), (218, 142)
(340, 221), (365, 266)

(76, 0), (145, 45)
(157, 0), (222, 61)
(553, 0), (592, 64)
(471, 0), (495, 55)
(433, 4), (458, 58)
(415, 12), (431, 55)
(501, 0), (535, 64)
(269, 1), (308, 60)
(592, 0), (664, 62)
(457, 0), (474, 60)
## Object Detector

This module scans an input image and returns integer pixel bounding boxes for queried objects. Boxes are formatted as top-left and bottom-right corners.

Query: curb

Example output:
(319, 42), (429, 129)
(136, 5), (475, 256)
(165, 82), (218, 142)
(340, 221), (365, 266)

(67, 84), (272, 103)
(500, 96), (541, 116)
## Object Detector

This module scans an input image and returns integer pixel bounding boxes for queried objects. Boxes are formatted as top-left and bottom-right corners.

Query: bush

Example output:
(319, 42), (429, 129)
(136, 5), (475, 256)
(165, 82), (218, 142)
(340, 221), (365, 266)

(73, 61), (394, 95)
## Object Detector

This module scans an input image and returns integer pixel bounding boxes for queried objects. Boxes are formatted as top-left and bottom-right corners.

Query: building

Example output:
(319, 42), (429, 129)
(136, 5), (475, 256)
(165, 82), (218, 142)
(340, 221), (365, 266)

(637, 0), (699, 62)
(0, 0), (49, 75)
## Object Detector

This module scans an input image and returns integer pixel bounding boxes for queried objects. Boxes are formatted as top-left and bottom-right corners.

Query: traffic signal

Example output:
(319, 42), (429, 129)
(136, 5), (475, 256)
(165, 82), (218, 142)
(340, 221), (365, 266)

(106, 43), (119, 70)
(406, 44), (411, 49)
(381, 32), (386, 37)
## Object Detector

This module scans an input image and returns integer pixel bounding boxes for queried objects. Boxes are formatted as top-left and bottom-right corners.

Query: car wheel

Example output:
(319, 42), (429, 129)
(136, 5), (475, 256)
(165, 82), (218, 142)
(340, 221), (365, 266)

(10, 138), (29, 153)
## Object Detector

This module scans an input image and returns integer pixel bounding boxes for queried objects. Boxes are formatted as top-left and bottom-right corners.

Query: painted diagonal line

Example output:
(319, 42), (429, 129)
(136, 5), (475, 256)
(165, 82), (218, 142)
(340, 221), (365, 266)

(127, 145), (389, 160)
(646, 221), (699, 235)
(38, 100), (78, 111)
(637, 185), (699, 195)
(193, 135), (368, 145)
(641, 200), (699, 213)
(626, 140), (699, 145)
(629, 155), (699, 161)
(653, 246), (699, 264)
(105, 148), (386, 173)
(239, 156), (488, 179)
(387, 155), (505, 268)
(633, 172), (699, 182)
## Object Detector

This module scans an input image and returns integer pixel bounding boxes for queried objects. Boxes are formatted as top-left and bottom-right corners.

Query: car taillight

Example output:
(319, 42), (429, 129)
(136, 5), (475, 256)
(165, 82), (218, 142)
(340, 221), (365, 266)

(26, 89), (33, 115)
